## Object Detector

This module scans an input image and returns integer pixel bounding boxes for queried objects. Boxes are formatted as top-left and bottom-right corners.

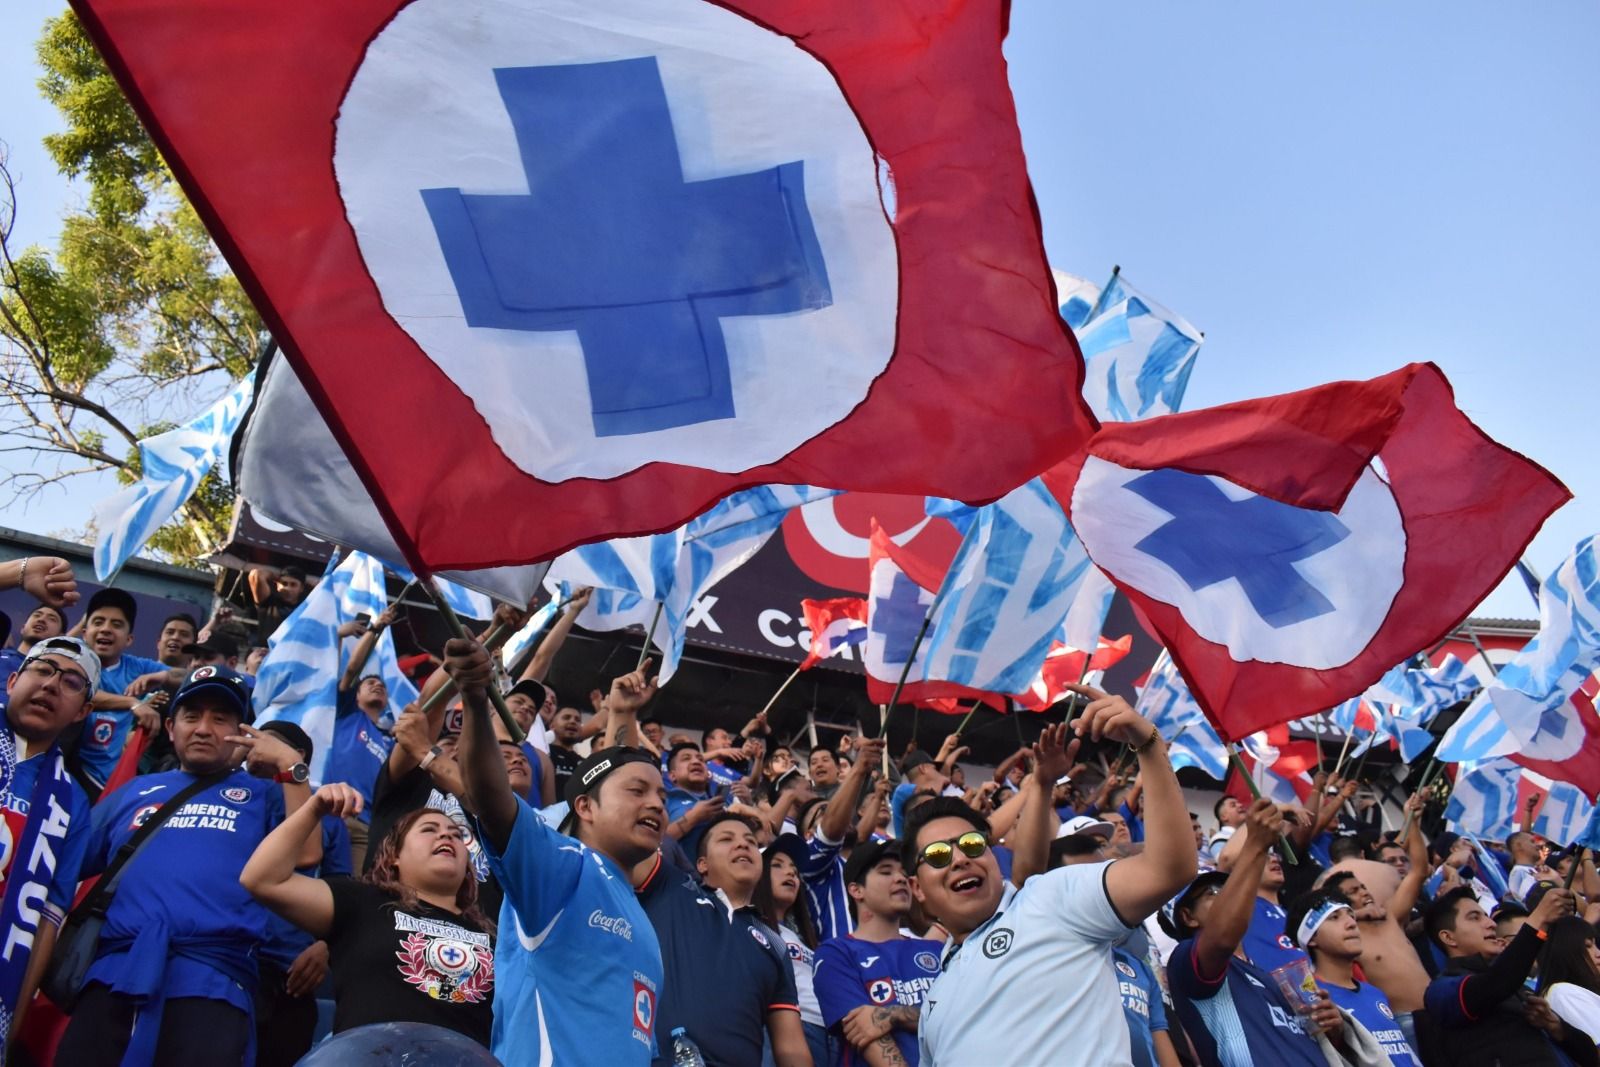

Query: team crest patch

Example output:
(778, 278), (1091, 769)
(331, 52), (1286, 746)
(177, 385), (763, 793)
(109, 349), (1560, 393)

(633, 980), (655, 1032)
(749, 925), (770, 949)
(395, 931), (493, 1003)
(1276, 934), (1296, 950)
(191, 665), (218, 681)
(1378, 1001), (1394, 1020)
(982, 927), (1014, 959)
(91, 720), (115, 746)
(222, 787), (252, 804)
(868, 979), (894, 1004)
(1115, 960), (1137, 979)
(915, 951), (940, 973)
(129, 803), (161, 830)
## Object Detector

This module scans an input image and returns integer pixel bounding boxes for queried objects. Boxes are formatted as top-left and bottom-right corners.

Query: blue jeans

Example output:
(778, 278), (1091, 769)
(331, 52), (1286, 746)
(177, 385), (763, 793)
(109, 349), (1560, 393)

(804, 1020), (837, 1067)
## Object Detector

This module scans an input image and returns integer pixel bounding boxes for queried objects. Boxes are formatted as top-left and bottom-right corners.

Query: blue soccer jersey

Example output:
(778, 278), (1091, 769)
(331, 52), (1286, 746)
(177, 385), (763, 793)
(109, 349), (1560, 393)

(801, 830), (853, 943)
(1114, 947), (1170, 1067)
(1240, 895), (1307, 974)
(1321, 979), (1420, 1067)
(482, 796), (662, 1065)
(1166, 940), (1325, 1067)
(327, 688), (393, 820)
(81, 768), (286, 1015)
(814, 933), (943, 1066)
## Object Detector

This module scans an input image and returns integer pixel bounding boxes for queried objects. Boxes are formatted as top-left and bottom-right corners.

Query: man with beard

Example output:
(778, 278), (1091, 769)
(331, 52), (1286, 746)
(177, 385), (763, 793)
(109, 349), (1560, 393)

(815, 839), (943, 1066)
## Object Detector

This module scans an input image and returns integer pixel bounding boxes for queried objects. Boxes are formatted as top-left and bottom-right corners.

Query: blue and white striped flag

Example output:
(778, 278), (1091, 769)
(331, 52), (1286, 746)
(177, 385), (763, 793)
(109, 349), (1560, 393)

(548, 485), (836, 683)
(501, 592), (564, 672)
(1462, 832), (1511, 900)
(385, 562), (494, 620)
(254, 550), (416, 780)
(1446, 759), (1521, 840)
(1366, 655), (1479, 719)
(1138, 651), (1228, 780)
(1533, 781), (1595, 846)
(1059, 270), (1203, 423)
(916, 481), (1102, 695)
(92, 373), (255, 579)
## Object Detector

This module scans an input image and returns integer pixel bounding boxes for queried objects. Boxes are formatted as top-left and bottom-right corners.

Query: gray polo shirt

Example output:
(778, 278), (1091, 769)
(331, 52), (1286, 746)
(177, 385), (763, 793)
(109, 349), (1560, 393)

(918, 861), (1136, 1066)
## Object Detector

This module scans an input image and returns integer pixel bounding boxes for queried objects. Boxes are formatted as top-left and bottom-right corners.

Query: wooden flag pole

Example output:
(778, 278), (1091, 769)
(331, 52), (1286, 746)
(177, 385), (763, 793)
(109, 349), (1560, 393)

(1328, 726), (1357, 782)
(421, 579), (524, 743)
(756, 664), (804, 722)
(1398, 757), (1445, 841)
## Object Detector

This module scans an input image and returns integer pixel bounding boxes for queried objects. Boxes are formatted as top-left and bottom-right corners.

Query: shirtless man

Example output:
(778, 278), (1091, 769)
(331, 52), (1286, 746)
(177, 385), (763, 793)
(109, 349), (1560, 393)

(1319, 796), (1432, 1027)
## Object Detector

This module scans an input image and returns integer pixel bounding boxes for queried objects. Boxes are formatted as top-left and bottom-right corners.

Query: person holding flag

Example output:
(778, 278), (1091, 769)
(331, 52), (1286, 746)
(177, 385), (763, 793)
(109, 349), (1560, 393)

(0, 636), (98, 1048)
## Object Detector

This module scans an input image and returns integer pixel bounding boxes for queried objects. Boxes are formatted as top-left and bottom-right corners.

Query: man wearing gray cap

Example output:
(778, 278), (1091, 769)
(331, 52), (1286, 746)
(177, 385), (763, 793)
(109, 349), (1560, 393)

(0, 636), (100, 1044)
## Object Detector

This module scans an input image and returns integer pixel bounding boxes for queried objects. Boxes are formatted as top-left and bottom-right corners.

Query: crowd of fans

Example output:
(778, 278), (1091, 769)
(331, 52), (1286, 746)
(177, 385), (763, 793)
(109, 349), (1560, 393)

(2, 555), (1600, 1066)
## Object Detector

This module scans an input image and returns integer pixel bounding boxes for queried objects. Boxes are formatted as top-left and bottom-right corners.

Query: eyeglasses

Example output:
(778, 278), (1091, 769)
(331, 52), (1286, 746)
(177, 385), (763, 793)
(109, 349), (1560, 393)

(917, 830), (990, 870)
(22, 660), (90, 695)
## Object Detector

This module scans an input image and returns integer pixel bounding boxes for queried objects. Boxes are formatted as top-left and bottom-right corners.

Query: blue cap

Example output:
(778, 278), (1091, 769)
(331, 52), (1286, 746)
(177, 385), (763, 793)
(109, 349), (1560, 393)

(169, 665), (254, 724)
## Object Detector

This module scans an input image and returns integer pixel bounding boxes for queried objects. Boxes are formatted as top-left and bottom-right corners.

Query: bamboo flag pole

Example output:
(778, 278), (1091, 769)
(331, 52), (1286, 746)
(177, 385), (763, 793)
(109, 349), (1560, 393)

(757, 663), (804, 722)
(421, 579), (523, 743)
(1225, 744), (1299, 864)
(418, 602), (530, 716)
(1083, 265), (1122, 324)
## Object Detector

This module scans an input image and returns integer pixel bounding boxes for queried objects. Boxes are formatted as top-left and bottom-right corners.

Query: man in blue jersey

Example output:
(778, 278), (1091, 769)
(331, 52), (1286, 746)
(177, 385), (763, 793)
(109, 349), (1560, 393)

(800, 735), (885, 944)
(1286, 889), (1421, 1066)
(0, 636), (98, 1046)
(448, 637), (665, 1066)
(664, 741), (728, 857)
(815, 839), (943, 1066)
(328, 604), (399, 871)
(1213, 829), (1308, 973)
(0, 602), (68, 685)
(58, 664), (316, 1066)
(76, 589), (167, 792)
(1161, 798), (1346, 1067)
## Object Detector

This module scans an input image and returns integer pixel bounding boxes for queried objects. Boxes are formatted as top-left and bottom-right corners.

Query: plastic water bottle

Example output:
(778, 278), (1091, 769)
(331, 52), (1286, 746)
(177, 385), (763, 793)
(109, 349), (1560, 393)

(670, 1027), (707, 1067)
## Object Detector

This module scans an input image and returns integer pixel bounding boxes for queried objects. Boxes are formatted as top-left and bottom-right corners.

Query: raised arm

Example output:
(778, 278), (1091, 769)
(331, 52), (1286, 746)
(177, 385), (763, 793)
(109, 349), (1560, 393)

(519, 587), (590, 681)
(1390, 794), (1431, 918)
(819, 736), (882, 844)
(1005, 724), (1073, 887)
(339, 604), (396, 692)
(1192, 799), (1278, 977)
(444, 637), (517, 850)
(1069, 685), (1197, 925)
(603, 658), (655, 749)
(240, 783), (365, 937)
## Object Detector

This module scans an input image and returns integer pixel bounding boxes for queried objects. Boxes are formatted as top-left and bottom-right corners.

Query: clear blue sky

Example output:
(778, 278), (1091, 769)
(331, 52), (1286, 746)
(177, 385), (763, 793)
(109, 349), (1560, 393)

(2, 0), (1595, 617)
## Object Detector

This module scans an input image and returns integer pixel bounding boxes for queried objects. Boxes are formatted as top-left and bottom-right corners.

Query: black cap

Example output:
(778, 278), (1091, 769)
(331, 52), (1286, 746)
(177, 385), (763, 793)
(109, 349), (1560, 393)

(169, 665), (254, 724)
(507, 680), (548, 707)
(562, 746), (660, 810)
(843, 839), (900, 886)
(901, 750), (935, 775)
(259, 719), (314, 762)
(86, 588), (138, 627)
(1158, 870), (1230, 940)
(765, 832), (809, 870)
(183, 633), (240, 660)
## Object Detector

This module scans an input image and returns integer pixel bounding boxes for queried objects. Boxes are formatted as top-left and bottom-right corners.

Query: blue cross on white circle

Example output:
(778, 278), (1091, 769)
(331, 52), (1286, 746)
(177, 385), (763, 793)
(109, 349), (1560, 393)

(869, 979), (894, 1003)
(423, 56), (833, 438)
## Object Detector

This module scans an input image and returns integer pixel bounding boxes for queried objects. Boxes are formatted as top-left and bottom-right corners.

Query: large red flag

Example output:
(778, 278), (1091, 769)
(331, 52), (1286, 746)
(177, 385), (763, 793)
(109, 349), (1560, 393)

(1046, 363), (1569, 741)
(72, 0), (1094, 572)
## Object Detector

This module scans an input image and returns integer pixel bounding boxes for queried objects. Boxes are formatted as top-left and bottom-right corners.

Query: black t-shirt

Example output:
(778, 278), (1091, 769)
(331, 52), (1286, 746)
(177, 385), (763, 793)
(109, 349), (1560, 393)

(324, 878), (495, 1045)
(365, 762), (504, 920)
(546, 744), (580, 796)
(255, 592), (297, 644)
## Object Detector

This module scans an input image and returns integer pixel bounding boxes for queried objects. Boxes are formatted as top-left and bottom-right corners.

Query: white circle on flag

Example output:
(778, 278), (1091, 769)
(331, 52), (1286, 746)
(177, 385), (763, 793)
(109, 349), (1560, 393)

(335, 0), (897, 482)
(1072, 456), (1406, 669)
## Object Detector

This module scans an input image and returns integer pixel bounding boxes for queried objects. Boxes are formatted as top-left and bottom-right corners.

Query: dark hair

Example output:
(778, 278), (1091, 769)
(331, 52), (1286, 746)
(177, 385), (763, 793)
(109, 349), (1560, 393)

(1537, 917), (1600, 996)
(1328, 837), (1365, 863)
(695, 811), (759, 860)
(753, 848), (818, 949)
(280, 565), (308, 583)
(1322, 869), (1361, 898)
(160, 612), (199, 634)
(1048, 834), (1104, 869)
(1212, 796), (1234, 822)
(667, 741), (702, 768)
(1285, 888), (1350, 958)
(28, 604), (68, 633)
(365, 808), (491, 933)
(900, 798), (991, 870)
(1424, 886), (1480, 952)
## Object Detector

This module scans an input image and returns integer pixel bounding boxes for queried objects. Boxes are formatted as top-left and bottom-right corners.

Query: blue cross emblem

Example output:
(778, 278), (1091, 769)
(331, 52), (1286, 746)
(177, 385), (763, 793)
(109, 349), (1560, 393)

(871, 572), (928, 666)
(422, 56), (833, 437)
(1125, 469), (1351, 629)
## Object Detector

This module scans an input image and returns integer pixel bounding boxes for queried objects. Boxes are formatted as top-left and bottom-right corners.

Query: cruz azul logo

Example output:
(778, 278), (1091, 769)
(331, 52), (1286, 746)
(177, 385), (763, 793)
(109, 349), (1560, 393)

(393, 912), (493, 1004)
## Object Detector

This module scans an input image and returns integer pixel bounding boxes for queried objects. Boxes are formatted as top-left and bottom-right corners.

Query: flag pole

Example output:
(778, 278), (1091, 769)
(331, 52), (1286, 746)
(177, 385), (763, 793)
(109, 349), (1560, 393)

(421, 579), (525, 743)
(952, 698), (987, 737)
(881, 612), (934, 738)
(1083, 265), (1122, 324)
(417, 603), (536, 716)
(1224, 743), (1298, 864)
(637, 602), (664, 671)
(756, 663), (804, 722)
(1398, 757), (1446, 841)
(1566, 847), (1588, 890)
(1329, 726), (1357, 781)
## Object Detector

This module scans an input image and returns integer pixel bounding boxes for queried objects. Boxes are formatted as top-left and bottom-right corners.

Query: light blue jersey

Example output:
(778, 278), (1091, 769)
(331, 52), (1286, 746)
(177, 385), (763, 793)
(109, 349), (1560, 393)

(483, 796), (663, 1065)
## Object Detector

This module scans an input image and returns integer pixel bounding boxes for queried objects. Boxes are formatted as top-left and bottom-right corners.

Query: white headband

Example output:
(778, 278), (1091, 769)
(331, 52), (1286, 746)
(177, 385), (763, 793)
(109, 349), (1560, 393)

(1295, 899), (1352, 949)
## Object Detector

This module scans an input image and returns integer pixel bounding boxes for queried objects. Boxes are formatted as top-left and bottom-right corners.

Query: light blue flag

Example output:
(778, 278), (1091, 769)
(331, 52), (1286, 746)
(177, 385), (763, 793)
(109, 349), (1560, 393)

(1461, 832), (1511, 900)
(1446, 759), (1521, 840)
(92, 373), (256, 579)
(1366, 655), (1479, 719)
(1137, 651), (1228, 780)
(501, 593), (564, 672)
(549, 485), (837, 683)
(1065, 272), (1203, 424)
(918, 481), (1101, 695)
(254, 550), (416, 781)
(1533, 782), (1594, 846)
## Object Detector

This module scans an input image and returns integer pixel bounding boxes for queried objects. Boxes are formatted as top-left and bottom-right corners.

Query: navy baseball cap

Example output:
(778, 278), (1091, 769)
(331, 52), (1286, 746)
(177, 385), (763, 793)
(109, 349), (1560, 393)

(506, 680), (548, 706)
(170, 665), (254, 724)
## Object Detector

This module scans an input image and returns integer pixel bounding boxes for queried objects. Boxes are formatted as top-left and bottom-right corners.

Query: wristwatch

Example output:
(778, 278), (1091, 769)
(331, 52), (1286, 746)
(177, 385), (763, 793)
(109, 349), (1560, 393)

(418, 745), (443, 771)
(274, 762), (310, 785)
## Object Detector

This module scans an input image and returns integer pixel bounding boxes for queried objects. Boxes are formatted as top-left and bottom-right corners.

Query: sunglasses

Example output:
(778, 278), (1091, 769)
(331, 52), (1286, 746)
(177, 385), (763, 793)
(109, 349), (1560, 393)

(917, 830), (989, 870)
